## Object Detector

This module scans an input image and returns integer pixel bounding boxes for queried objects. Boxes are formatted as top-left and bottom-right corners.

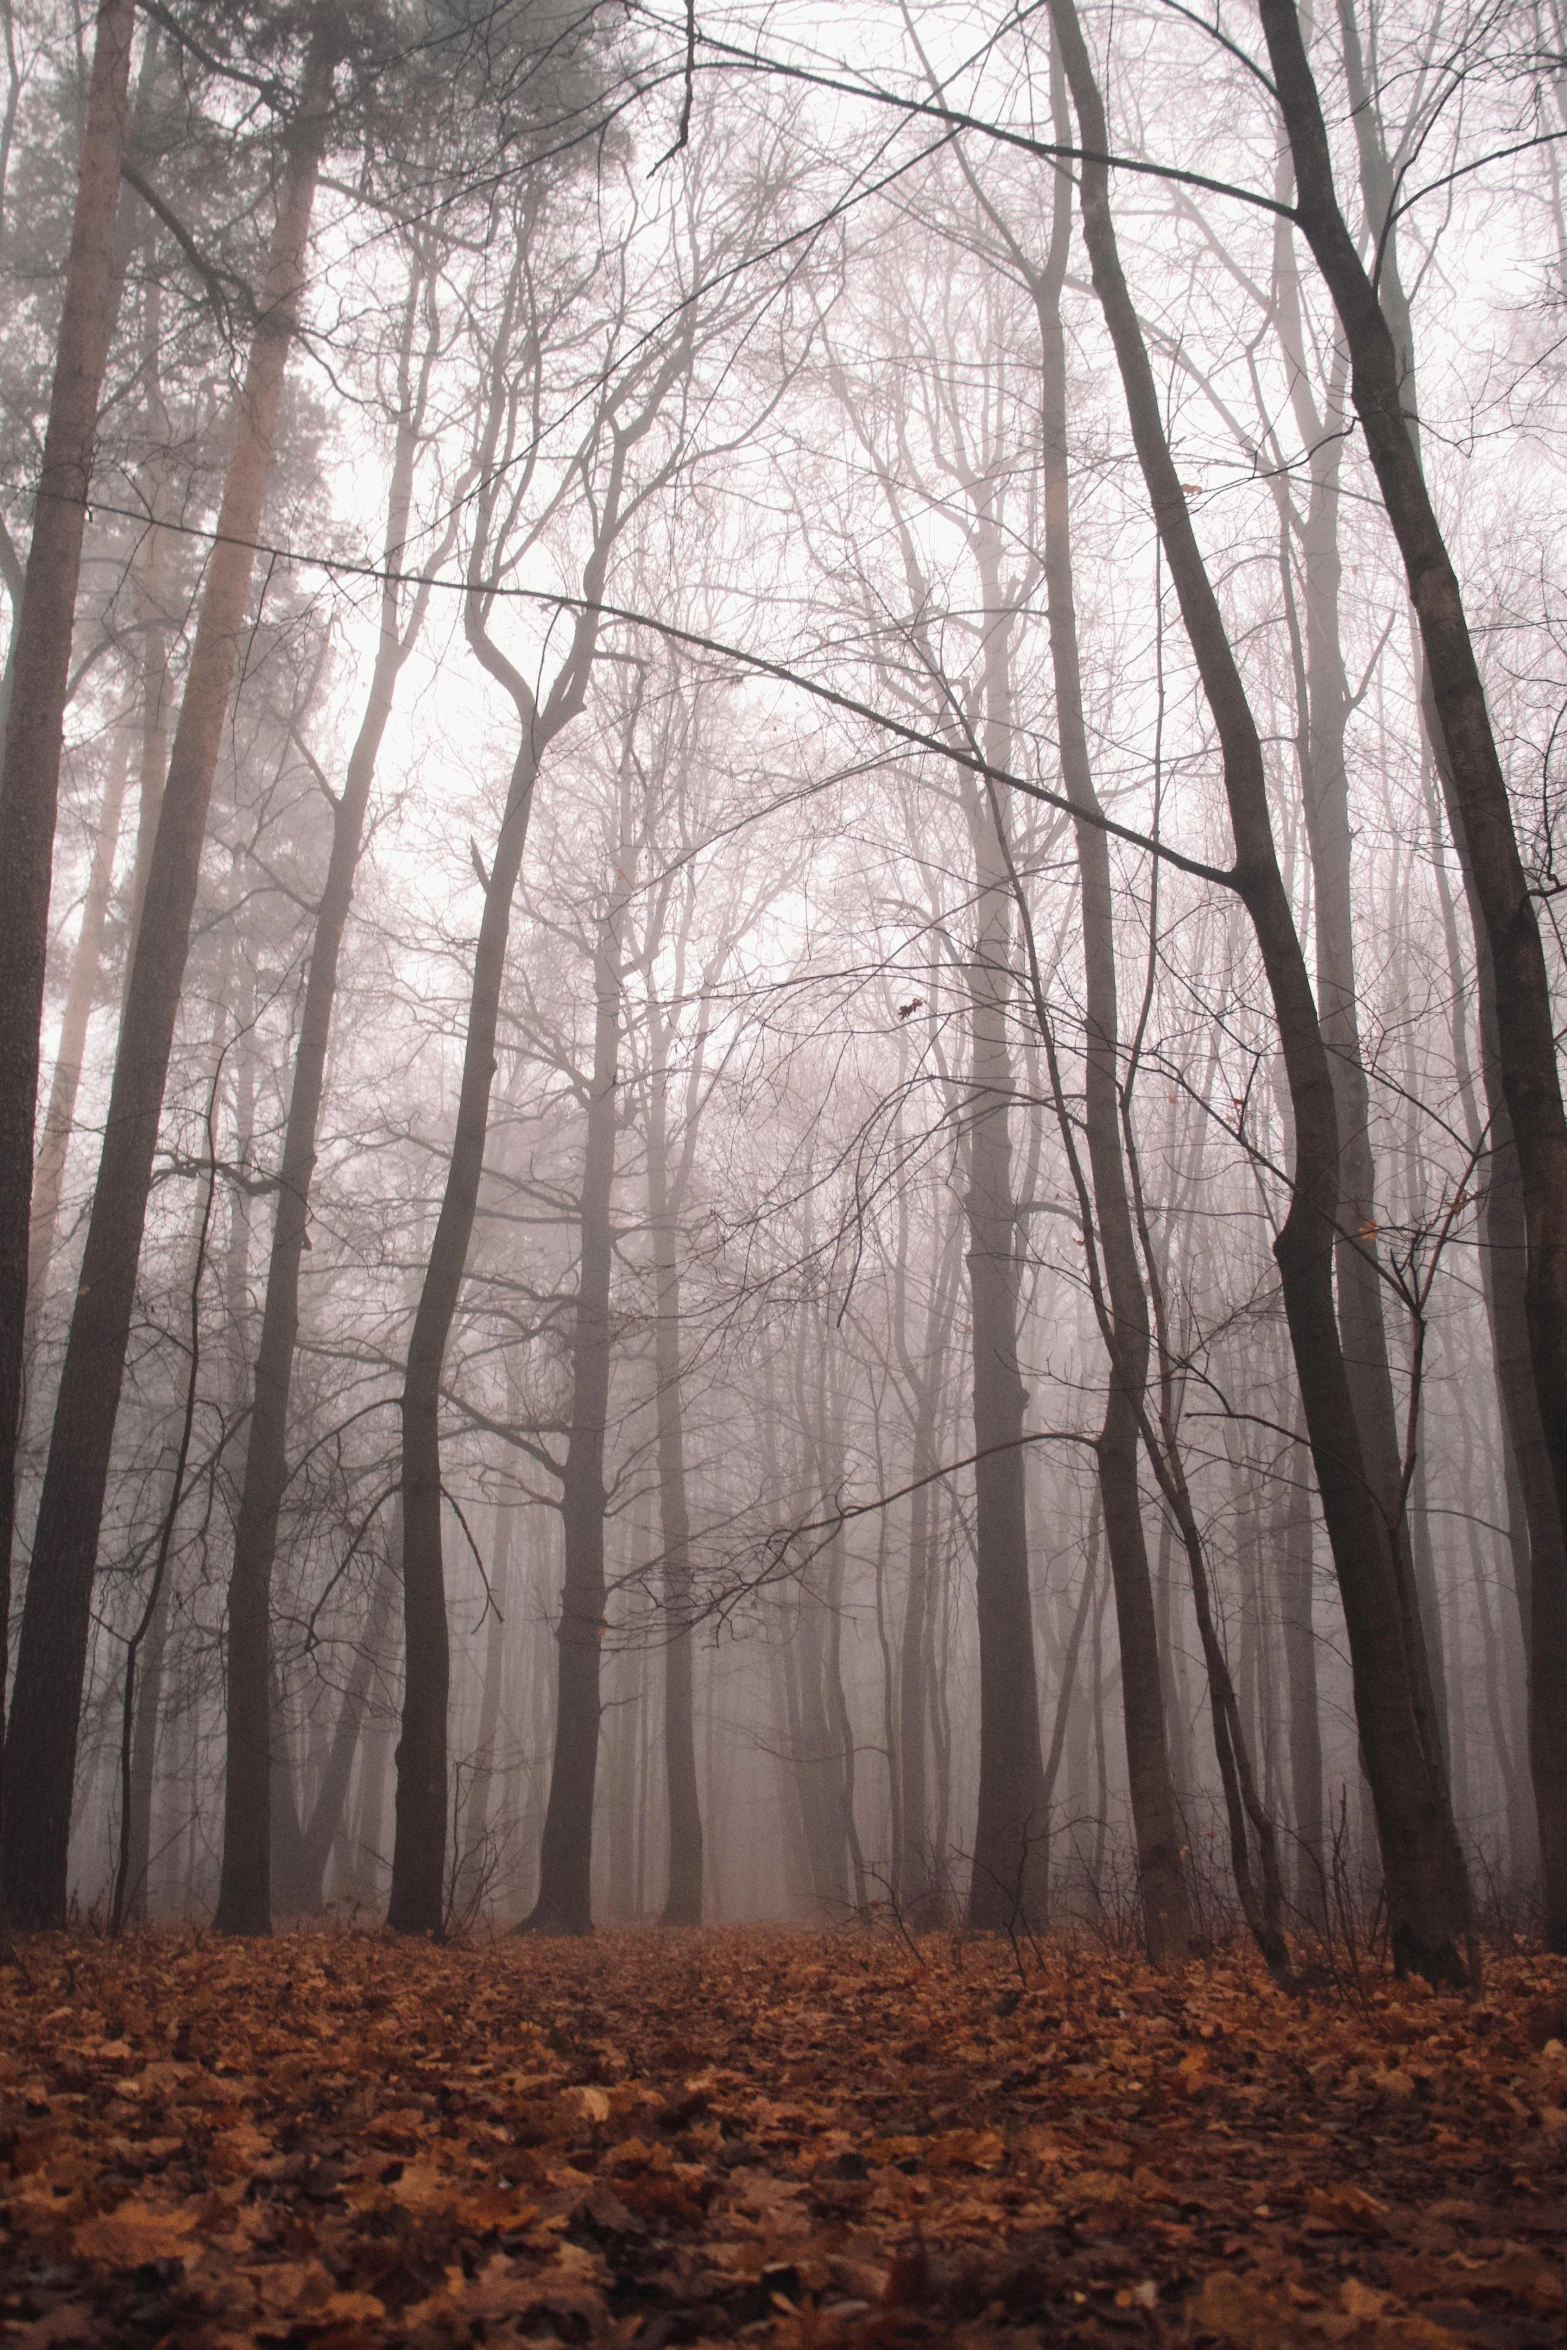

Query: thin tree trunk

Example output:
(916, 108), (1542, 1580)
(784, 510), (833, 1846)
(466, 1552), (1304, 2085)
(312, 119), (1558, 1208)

(646, 989), (703, 1923)
(1279, 1408), (1325, 1921)
(215, 252), (442, 1935)
(121, 1561), (168, 1926)
(891, 1158), (960, 1921)
(1050, 0), (1473, 1981)
(2, 32), (340, 1929)
(518, 824), (633, 1935)
(1272, 224), (1414, 1603)
(387, 283), (644, 1930)
(1024, 87), (1191, 1961)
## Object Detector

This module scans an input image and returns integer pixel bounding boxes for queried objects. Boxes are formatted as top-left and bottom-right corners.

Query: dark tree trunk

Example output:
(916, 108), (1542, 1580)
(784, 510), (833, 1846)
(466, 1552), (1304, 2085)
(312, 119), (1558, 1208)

(1270, 224), (1449, 1781)
(963, 771), (1048, 1934)
(387, 270), (642, 1930)
(1051, 0), (1473, 1980)
(0, 0), (137, 1798)
(521, 843), (633, 1935)
(389, 724), (542, 1935)
(3, 36), (339, 1929)
(215, 255), (441, 1935)
(1258, 0), (1567, 1954)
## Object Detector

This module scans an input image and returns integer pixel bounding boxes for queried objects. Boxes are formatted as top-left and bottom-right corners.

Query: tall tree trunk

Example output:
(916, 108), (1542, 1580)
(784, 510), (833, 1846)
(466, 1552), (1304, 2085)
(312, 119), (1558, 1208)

(1026, 87), (1191, 1961)
(3, 33), (339, 1929)
(387, 286), (633, 1932)
(1051, 0), (1473, 1980)
(521, 838), (633, 1935)
(963, 771), (1048, 1934)
(646, 992), (703, 1923)
(1258, 0), (1567, 1953)
(813, 1341), (868, 1914)
(215, 253), (442, 1935)
(1272, 223), (1438, 1731)
(0, 0), (137, 1790)
(892, 1167), (959, 1922)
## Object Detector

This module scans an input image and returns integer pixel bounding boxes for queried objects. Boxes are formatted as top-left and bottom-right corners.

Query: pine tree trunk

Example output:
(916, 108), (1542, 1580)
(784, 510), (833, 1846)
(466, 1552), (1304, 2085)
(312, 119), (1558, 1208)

(0, 0), (137, 1761)
(2, 35), (339, 1928)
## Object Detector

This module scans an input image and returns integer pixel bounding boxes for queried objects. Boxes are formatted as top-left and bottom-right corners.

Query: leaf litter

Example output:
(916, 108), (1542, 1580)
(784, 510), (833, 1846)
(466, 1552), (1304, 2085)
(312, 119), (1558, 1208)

(0, 1928), (1562, 2347)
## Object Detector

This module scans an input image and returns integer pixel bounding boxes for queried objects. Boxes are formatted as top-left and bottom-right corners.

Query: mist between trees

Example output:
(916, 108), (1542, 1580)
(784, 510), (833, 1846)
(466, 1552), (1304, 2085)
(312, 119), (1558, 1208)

(0, 0), (1562, 1981)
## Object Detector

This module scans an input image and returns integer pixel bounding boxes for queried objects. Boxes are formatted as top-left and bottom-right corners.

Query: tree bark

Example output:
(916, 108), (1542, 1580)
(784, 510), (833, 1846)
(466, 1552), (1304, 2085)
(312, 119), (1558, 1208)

(3, 31), (339, 1929)
(1050, 0), (1473, 1980)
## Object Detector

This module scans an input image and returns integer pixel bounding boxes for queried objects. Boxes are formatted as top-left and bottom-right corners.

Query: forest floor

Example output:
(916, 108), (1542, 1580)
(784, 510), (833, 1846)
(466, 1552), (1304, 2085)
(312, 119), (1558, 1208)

(0, 1926), (1564, 2349)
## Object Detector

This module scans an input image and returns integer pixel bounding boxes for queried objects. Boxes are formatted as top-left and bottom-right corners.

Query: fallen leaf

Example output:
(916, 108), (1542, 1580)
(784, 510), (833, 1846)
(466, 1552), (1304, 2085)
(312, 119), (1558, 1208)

(1190, 2270), (1300, 2348)
(73, 2197), (201, 2265)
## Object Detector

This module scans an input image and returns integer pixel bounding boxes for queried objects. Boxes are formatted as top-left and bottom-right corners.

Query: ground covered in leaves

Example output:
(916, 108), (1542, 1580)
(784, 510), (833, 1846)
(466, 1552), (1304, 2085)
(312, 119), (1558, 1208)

(0, 1927), (1564, 2348)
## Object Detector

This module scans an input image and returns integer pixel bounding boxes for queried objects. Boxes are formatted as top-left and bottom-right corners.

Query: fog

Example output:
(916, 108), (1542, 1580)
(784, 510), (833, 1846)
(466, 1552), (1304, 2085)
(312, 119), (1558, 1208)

(0, 0), (1560, 1978)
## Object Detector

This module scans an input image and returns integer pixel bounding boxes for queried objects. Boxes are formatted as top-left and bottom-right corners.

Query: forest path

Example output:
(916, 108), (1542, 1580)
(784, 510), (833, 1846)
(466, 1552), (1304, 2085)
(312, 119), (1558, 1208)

(0, 1924), (1562, 2345)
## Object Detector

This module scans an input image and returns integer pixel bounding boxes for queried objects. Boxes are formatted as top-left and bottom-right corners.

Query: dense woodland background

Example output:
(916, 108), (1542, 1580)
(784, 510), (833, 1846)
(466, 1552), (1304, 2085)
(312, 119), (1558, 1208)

(0, 0), (1563, 1976)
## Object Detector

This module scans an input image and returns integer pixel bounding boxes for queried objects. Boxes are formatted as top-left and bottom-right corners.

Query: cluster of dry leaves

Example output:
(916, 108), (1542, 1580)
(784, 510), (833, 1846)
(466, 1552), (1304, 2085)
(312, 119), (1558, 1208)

(0, 1925), (1563, 2348)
